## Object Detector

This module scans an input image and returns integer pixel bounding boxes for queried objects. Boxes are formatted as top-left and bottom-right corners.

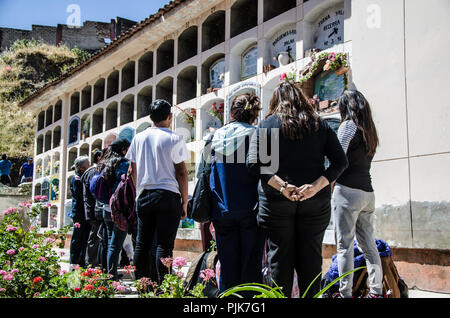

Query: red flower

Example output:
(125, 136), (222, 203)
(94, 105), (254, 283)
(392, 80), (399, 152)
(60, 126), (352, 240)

(74, 287), (81, 292)
(33, 277), (43, 284)
(84, 284), (94, 291)
(97, 286), (107, 292)
(280, 73), (287, 82)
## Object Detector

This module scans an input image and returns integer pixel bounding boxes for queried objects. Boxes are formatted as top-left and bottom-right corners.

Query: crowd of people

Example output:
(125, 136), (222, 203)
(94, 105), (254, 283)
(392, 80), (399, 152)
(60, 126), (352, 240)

(67, 80), (383, 298)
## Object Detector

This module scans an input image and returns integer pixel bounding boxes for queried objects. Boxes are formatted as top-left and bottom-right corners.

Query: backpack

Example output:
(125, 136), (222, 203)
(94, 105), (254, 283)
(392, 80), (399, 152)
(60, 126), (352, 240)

(110, 172), (137, 232)
(184, 251), (219, 298)
(89, 170), (112, 204)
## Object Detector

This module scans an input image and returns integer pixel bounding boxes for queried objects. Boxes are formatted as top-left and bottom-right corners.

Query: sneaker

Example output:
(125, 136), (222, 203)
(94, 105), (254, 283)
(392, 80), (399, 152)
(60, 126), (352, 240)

(332, 292), (350, 298)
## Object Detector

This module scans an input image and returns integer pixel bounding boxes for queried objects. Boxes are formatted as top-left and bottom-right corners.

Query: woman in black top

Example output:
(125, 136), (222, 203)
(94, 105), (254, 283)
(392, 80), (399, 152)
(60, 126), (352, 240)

(332, 90), (383, 298)
(247, 81), (348, 297)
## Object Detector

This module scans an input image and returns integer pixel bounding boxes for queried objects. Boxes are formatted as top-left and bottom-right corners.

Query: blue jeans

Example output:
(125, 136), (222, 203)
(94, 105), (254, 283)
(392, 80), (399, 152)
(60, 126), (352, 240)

(103, 209), (127, 280)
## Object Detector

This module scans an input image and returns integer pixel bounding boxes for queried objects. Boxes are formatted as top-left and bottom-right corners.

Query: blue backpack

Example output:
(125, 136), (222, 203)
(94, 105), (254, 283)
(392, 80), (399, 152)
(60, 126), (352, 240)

(89, 170), (112, 204)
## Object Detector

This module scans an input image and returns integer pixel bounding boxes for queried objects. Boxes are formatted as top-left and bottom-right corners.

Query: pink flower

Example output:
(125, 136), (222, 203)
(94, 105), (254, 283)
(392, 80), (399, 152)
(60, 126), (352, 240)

(0, 270), (7, 275)
(5, 66), (12, 72)
(37, 220), (41, 225)
(11, 269), (19, 274)
(280, 73), (287, 82)
(6, 207), (17, 214)
(26, 203), (32, 208)
(328, 52), (336, 61)
(172, 257), (187, 268)
(45, 203), (52, 208)
(74, 222), (81, 229)
(3, 273), (14, 281)
(6, 225), (18, 232)
(0, 288), (5, 293)
(41, 196), (48, 201)
(32, 244), (40, 249)
(6, 249), (15, 255)
(50, 225), (55, 228)
(38, 257), (47, 262)
(19, 247), (25, 251)
(74, 265), (80, 270)
(200, 269), (215, 282)
(112, 281), (126, 292)
(60, 251), (66, 256)
(44, 237), (55, 243)
(177, 271), (185, 279)
(160, 257), (173, 269)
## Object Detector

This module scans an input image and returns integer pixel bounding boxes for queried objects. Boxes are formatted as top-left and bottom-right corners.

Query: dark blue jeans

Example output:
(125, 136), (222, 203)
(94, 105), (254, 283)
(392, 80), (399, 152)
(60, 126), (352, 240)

(134, 189), (182, 283)
(69, 219), (90, 267)
(103, 209), (127, 280)
(213, 212), (265, 294)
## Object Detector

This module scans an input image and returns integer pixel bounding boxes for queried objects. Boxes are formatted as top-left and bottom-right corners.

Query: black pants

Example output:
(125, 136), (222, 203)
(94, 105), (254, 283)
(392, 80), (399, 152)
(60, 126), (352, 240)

(258, 192), (331, 298)
(0, 175), (11, 186)
(213, 213), (265, 294)
(69, 219), (91, 267)
(134, 189), (182, 283)
(86, 220), (102, 268)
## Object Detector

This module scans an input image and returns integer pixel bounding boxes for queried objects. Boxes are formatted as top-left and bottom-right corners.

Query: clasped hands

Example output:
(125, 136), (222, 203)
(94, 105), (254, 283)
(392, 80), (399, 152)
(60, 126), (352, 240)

(281, 184), (319, 202)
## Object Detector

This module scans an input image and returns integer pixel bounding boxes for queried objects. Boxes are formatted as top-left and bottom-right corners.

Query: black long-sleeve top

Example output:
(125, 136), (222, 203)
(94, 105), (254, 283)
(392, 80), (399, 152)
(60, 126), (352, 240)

(247, 114), (348, 201)
(70, 173), (86, 222)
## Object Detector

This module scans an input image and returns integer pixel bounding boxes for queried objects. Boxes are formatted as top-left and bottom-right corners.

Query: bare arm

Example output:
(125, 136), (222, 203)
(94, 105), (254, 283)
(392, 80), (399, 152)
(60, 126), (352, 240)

(297, 176), (330, 201)
(175, 162), (188, 220)
(268, 175), (302, 202)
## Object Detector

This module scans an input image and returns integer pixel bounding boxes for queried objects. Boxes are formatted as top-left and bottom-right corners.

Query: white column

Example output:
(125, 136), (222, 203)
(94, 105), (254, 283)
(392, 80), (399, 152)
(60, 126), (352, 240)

(58, 93), (70, 229)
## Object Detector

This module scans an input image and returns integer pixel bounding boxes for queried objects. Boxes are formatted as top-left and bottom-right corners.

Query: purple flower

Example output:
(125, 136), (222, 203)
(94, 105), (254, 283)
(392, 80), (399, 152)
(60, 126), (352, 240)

(6, 249), (15, 256)
(3, 274), (14, 281)
(32, 244), (40, 249)
(0, 270), (7, 275)
(6, 225), (18, 232)
(172, 257), (187, 268)
(38, 257), (47, 262)
(11, 269), (19, 274)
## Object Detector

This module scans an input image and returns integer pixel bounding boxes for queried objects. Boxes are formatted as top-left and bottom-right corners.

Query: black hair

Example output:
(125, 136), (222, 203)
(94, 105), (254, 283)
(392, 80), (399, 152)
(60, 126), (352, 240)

(93, 150), (102, 164)
(338, 90), (379, 157)
(96, 144), (128, 182)
(1, 154), (6, 160)
(149, 99), (172, 123)
(231, 94), (261, 124)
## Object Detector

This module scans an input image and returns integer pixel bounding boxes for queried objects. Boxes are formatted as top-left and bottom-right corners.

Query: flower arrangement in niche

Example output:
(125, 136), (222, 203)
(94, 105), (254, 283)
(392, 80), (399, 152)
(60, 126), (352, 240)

(208, 102), (224, 123)
(174, 105), (196, 128)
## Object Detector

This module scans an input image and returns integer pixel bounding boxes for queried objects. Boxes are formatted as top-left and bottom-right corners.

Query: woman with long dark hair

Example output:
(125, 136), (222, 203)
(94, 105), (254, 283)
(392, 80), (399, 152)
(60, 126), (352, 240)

(332, 90), (383, 298)
(97, 138), (131, 280)
(247, 81), (348, 297)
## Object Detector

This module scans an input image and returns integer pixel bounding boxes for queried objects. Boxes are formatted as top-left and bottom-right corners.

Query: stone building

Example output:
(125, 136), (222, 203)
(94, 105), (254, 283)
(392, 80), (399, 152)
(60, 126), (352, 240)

(19, 0), (450, 292)
(0, 17), (137, 53)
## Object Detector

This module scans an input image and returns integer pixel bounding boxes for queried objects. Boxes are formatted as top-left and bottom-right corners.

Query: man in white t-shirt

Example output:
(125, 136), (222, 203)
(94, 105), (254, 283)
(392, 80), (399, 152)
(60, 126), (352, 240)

(126, 99), (190, 282)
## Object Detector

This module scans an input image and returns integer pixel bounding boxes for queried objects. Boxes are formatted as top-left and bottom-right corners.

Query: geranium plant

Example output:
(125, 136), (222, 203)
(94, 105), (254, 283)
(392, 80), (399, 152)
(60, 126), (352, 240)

(208, 102), (224, 123)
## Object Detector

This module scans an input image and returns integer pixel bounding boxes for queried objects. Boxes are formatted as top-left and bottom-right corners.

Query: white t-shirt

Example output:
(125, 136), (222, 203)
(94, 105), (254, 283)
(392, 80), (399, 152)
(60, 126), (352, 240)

(125, 127), (190, 199)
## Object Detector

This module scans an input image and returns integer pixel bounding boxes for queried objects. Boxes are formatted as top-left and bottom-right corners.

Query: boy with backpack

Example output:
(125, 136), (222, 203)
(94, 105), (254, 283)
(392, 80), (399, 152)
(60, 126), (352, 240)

(126, 99), (190, 283)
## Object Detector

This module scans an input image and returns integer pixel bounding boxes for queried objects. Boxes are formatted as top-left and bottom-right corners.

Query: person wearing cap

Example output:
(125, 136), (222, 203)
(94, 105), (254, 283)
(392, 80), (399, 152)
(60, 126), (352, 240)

(126, 99), (190, 283)
(19, 157), (34, 184)
(96, 138), (131, 280)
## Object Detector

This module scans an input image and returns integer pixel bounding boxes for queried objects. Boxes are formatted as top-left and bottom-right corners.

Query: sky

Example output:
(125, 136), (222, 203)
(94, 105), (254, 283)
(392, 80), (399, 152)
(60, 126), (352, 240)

(0, 0), (170, 29)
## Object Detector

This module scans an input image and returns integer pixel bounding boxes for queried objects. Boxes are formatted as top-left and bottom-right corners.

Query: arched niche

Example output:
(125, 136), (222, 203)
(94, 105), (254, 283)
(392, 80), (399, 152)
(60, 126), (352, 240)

(202, 11), (226, 52)
(156, 77), (174, 105)
(34, 183), (42, 197)
(81, 114), (91, 140)
(49, 206), (58, 228)
(36, 135), (44, 155)
(265, 23), (297, 68)
(178, 26), (198, 64)
(45, 105), (53, 127)
(70, 92), (80, 116)
(50, 177), (59, 202)
(68, 116), (80, 145)
(118, 127), (135, 143)
(44, 131), (52, 152)
(137, 86), (153, 120)
(120, 94), (135, 126)
(52, 152), (60, 175)
(35, 159), (43, 179)
(37, 111), (45, 131)
(263, 0), (296, 22)
(54, 100), (62, 122)
(81, 85), (92, 111)
(138, 51), (154, 83)
(43, 156), (51, 177)
(201, 54), (225, 95)
(79, 143), (90, 158)
(231, 0), (258, 38)
(53, 126), (61, 149)
(177, 66), (197, 104)
(175, 107), (196, 143)
(157, 40), (175, 74)
(40, 206), (49, 228)
(230, 39), (258, 85)
(225, 82), (261, 123)
(107, 70), (119, 99)
(106, 102), (118, 131)
(200, 98), (224, 139)
(68, 148), (77, 172)
(121, 61), (136, 92)
(41, 178), (51, 202)
(93, 78), (105, 105)
(92, 108), (104, 136)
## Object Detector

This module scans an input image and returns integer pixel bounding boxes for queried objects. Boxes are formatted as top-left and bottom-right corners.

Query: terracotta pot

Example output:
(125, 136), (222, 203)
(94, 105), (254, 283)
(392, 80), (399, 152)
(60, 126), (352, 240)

(336, 66), (349, 76)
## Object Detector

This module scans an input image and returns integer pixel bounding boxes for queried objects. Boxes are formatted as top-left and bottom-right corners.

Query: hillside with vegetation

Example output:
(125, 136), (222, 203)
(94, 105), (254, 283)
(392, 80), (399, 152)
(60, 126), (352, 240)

(0, 39), (91, 157)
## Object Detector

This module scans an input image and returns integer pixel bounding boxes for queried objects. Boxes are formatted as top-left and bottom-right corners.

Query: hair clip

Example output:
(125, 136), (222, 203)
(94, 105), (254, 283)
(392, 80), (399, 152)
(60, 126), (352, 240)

(244, 101), (251, 110)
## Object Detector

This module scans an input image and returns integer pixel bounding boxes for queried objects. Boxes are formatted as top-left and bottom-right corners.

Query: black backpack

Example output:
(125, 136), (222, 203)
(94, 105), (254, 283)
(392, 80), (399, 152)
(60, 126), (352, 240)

(184, 251), (219, 298)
